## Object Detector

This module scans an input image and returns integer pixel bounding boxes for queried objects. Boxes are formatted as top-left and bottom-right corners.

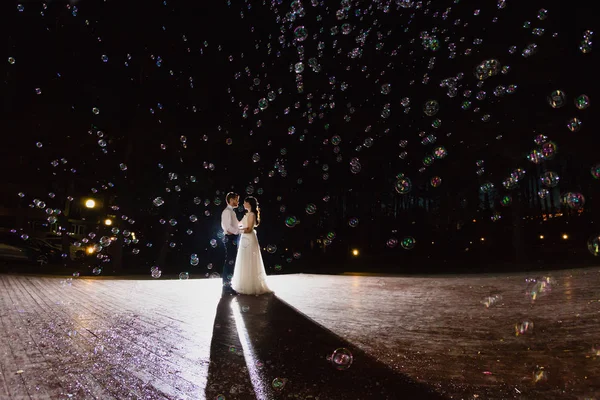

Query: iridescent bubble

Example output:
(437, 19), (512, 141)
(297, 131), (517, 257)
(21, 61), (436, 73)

(527, 149), (544, 164)
(293, 26), (308, 41)
(305, 203), (316, 214)
(474, 59), (501, 80)
(386, 238), (398, 248)
(341, 23), (352, 35)
(92, 267), (102, 275)
(381, 83), (391, 95)
(510, 168), (526, 181)
(479, 182), (494, 194)
(522, 43), (538, 58)
(266, 244), (277, 254)
(537, 8), (548, 20)
(401, 236), (416, 250)
(587, 235), (600, 256)
(92, 107), (100, 115)
(433, 146), (447, 159)
(525, 277), (554, 302)
(8, 57), (16, 64)
(540, 171), (559, 188)
(423, 100), (439, 116)
(430, 176), (442, 187)
(591, 164), (600, 179)
(272, 377), (286, 391)
(574, 94), (590, 110)
(285, 216), (297, 228)
(481, 294), (502, 308)
(563, 192), (585, 210)
(153, 197), (164, 207)
(538, 188), (549, 199)
(330, 348), (353, 370)
(179, 272), (189, 280)
(547, 90), (566, 108)
(348, 217), (359, 227)
(258, 98), (268, 110)
(566, 117), (582, 132)
(515, 320), (534, 336)
(533, 134), (548, 145)
(394, 176), (412, 194)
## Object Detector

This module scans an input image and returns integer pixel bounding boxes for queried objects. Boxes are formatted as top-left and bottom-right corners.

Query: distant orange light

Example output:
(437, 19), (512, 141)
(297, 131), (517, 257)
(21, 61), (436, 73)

(85, 199), (96, 208)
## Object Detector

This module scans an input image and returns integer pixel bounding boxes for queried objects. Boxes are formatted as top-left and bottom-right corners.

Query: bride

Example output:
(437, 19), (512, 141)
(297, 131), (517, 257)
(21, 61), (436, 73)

(231, 196), (273, 295)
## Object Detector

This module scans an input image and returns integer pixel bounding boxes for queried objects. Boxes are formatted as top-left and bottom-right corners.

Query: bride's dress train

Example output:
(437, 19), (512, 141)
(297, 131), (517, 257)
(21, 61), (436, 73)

(231, 213), (273, 295)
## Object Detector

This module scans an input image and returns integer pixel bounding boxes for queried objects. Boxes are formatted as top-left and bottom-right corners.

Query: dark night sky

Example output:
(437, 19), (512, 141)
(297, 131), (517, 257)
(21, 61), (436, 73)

(1, 0), (597, 269)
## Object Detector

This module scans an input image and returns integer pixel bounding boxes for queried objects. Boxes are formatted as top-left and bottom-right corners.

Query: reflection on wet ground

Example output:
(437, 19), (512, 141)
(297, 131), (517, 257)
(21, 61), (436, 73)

(1, 268), (599, 399)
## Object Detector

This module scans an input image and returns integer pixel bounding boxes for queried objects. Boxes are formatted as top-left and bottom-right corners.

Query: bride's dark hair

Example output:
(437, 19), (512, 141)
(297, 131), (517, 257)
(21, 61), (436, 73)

(245, 196), (260, 226)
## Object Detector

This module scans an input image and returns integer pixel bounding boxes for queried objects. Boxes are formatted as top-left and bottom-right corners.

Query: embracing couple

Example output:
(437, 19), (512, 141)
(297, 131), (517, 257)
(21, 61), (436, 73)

(220, 192), (273, 297)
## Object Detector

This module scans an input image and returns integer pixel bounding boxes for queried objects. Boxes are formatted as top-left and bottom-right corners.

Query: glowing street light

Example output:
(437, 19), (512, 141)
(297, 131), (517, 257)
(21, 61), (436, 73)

(539, 235), (545, 239)
(562, 234), (569, 240)
(352, 249), (359, 256)
(104, 218), (113, 226)
(84, 199), (96, 208)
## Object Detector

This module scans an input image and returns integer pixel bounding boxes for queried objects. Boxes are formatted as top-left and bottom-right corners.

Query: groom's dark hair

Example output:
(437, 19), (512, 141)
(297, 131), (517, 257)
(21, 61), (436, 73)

(226, 192), (239, 204)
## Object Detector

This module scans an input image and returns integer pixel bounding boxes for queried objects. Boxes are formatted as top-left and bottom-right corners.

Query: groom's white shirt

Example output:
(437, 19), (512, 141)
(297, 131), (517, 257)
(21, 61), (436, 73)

(221, 205), (240, 235)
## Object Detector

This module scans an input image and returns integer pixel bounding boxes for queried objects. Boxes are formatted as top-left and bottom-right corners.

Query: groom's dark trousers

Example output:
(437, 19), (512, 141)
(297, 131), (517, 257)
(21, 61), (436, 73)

(222, 234), (239, 291)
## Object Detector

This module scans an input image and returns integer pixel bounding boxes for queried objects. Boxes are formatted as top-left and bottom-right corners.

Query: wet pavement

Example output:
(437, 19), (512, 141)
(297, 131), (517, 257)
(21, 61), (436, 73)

(0, 268), (599, 399)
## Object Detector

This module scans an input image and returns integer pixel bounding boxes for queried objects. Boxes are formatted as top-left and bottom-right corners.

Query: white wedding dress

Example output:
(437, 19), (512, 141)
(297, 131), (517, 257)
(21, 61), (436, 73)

(231, 212), (273, 295)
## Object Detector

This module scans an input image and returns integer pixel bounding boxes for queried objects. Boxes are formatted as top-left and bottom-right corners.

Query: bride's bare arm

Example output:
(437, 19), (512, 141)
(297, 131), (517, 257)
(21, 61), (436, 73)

(241, 213), (256, 233)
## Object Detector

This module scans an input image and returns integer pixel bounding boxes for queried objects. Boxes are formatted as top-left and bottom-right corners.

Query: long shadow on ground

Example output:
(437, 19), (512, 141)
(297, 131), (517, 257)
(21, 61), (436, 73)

(206, 293), (447, 400)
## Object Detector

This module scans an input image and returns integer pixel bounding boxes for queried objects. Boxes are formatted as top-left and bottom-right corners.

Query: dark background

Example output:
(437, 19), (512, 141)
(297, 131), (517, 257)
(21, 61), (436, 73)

(1, 0), (598, 276)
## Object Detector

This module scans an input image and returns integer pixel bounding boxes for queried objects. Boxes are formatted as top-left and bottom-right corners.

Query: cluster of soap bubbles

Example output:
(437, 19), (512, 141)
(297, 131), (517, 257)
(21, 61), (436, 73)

(5, 0), (597, 278)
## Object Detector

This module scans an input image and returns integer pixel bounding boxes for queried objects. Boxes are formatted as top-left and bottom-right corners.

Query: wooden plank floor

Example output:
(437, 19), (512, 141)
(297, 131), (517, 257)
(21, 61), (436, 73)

(271, 268), (600, 400)
(0, 276), (219, 399)
(0, 273), (444, 400)
(1, 269), (599, 399)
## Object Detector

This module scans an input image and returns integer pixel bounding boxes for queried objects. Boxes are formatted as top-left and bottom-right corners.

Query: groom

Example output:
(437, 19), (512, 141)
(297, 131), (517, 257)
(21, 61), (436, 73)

(221, 192), (240, 296)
